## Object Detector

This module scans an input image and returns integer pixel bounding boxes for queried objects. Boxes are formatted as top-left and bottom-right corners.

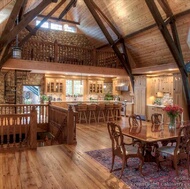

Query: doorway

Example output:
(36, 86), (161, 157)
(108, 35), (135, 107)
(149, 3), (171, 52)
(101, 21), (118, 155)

(23, 85), (40, 104)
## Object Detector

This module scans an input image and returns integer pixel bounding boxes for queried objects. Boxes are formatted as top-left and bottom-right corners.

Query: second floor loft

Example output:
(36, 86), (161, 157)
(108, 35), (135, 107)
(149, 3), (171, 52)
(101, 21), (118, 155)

(19, 40), (122, 69)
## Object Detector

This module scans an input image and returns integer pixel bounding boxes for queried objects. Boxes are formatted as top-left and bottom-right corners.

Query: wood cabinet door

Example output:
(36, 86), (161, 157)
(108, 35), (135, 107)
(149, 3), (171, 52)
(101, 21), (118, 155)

(134, 87), (146, 117)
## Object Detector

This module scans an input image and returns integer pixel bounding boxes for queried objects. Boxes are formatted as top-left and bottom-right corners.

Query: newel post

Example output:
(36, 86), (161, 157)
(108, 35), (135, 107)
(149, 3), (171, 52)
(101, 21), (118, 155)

(54, 40), (58, 62)
(29, 106), (37, 149)
(67, 106), (77, 144)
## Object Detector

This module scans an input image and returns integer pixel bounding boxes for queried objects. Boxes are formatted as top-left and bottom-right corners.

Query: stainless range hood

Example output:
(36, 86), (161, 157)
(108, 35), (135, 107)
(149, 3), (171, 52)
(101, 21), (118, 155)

(115, 85), (129, 91)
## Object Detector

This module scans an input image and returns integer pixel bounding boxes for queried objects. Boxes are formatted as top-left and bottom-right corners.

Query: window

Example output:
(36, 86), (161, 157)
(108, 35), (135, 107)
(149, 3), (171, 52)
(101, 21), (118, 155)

(50, 23), (62, 30)
(35, 20), (77, 32)
(66, 80), (83, 97)
(36, 20), (49, 28)
(63, 24), (77, 33)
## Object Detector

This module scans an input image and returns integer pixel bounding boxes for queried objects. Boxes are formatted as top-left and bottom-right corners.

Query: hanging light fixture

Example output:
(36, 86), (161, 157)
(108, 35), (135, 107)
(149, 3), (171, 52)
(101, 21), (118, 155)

(12, 16), (21, 59)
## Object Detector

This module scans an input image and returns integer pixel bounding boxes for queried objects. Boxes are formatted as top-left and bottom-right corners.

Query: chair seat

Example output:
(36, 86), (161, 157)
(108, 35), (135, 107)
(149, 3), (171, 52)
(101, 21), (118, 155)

(157, 146), (176, 156)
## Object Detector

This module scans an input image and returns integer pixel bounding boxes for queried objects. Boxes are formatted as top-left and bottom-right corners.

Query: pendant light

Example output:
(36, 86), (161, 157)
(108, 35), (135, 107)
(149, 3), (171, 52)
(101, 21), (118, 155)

(12, 16), (21, 59)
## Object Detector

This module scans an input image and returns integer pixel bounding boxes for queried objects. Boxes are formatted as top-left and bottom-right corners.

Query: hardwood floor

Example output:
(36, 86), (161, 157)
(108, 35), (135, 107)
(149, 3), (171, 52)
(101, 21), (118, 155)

(0, 117), (132, 189)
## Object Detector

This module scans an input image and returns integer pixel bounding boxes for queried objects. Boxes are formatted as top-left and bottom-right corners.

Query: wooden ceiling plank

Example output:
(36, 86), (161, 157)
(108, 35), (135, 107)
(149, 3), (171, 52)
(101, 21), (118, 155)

(37, 14), (80, 25)
(0, 0), (58, 52)
(58, 0), (77, 19)
(145, 0), (190, 119)
(91, 1), (121, 38)
(97, 8), (190, 49)
(84, 0), (135, 90)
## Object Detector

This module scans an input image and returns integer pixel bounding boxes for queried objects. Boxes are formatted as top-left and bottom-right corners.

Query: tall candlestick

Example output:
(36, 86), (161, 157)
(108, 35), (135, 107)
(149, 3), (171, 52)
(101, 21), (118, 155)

(161, 114), (164, 124)
(181, 112), (184, 123)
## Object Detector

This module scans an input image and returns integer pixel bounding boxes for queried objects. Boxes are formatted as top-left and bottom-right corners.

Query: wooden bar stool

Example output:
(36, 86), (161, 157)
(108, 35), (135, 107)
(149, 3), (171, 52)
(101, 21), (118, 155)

(76, 104), (88, 123)
(97, 103), (106, 123)
(87, 104), (97, 123)
(105, 103), (114, 121)
(113, 103), (122, 120)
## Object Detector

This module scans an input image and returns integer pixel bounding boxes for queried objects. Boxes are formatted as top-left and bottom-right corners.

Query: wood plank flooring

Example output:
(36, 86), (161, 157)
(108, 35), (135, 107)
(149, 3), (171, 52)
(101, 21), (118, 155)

(0, 117), (133, 189)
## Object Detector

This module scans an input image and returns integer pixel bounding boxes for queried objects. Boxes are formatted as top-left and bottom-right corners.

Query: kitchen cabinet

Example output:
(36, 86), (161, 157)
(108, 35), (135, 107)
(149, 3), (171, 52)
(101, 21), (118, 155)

(112, 79), (121, 95)
(88, 80), (103, 94)
(173, 73), (188, 121)
(134, 76), (146, 119)
(147, 76), (173, 97)
(45, 77), (64, 93)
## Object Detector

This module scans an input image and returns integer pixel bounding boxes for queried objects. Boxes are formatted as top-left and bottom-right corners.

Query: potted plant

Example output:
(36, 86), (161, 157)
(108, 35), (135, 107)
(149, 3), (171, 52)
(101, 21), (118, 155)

(41, 94), (48, 103)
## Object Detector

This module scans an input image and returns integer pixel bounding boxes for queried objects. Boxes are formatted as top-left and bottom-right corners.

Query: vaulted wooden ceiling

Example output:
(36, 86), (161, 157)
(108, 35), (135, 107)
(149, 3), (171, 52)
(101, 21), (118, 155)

(0, 0), (190, 69)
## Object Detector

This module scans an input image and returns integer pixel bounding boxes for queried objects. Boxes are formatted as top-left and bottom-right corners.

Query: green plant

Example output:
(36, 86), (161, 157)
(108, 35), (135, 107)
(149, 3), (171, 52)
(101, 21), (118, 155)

(41, 94), (48, 101)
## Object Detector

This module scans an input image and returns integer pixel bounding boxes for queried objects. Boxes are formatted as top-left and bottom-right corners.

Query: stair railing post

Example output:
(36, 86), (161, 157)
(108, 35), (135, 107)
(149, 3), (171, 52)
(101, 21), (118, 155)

(29, 106), (37, 149)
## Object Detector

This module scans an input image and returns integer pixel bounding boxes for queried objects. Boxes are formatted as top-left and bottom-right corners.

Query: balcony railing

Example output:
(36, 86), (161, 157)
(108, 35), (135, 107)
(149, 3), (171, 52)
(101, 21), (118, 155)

(21, 40), (122, 68)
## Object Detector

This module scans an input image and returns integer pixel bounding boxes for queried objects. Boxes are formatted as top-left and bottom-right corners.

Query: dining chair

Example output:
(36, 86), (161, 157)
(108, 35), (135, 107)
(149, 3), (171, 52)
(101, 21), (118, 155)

(128, 114), (142, 130)
(156, 123), (190, 176)
(128, 114), (142, 143)
(151, 113), (163, 132)
(107, 122), (144, 178)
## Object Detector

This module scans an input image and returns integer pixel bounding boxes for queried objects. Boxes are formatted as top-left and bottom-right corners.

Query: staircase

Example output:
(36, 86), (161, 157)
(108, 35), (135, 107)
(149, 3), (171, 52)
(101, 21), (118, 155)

(4, 70), (29, 104)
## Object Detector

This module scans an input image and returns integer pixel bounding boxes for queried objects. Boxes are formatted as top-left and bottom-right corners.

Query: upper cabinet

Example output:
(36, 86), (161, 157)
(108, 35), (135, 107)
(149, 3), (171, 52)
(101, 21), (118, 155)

(147, 75), (173, 97)
(88, 80), (104, 94)
(45, 76), (65, 93)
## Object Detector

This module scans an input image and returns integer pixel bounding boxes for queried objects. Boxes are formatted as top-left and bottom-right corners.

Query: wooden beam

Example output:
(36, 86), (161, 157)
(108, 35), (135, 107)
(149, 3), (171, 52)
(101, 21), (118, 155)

(97, 8), (190, 49)
(58, 0), (77, 19)
(0, 0), (66, 68)
(18, 0), (28, 21)
(1, 0), (25, 37)
(91, 1), (121, 38)
(19, 0), (66, 47)
(83, 0), (135, 90)
(0, 0), (58, 52)
(37, 15), (80, 25)
(145, 0), (190, 119)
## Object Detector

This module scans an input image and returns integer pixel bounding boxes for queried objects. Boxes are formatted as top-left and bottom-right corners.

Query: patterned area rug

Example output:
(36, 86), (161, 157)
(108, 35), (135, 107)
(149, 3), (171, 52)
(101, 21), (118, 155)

(85, 148), (190, 189)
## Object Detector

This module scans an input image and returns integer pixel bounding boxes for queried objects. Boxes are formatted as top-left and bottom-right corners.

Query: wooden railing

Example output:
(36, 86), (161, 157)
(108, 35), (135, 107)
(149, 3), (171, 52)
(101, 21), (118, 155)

(0, 107), (37, 151)
(0, 104), (48, 129)
(48, 104), (77, 145)
(21, 40), (122, 68)
(0, 103), (77, 151)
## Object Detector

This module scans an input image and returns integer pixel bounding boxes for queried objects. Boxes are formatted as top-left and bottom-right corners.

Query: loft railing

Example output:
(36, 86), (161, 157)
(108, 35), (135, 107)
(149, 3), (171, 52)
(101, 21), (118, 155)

(21, 40), (122, 68)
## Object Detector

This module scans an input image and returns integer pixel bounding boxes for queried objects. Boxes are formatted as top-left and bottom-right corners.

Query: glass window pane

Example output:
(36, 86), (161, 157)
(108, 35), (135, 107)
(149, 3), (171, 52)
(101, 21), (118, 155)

(36, 20), (49, 28)
(51, 23), (62, 30)
(74, 80), (83, 96)
(66, 80), (73, 96)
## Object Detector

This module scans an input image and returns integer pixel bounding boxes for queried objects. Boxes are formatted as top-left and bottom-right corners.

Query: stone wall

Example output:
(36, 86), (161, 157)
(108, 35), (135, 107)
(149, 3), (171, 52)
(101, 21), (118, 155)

(1, 71), (44, 104)
(20, 28), (94, 48)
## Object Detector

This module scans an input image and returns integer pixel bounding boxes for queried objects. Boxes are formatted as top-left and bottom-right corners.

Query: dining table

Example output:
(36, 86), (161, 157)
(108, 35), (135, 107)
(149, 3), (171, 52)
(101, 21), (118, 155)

(121, 123), (182, 162)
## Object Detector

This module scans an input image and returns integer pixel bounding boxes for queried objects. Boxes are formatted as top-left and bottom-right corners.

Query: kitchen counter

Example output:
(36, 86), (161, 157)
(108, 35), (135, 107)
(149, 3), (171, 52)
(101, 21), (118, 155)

(147, 104), (165, 108)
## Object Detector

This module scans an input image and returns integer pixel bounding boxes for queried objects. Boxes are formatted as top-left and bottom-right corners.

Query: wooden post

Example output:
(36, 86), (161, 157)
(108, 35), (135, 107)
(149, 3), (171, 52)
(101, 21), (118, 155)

(67, 106), (77, 144)
(54, 40), (58, 62)
(29, 106), (37, 149)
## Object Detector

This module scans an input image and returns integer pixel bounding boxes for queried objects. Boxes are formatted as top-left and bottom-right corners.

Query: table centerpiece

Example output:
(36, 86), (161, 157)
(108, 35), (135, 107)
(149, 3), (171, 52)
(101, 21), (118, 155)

(162, 105), (183, 129)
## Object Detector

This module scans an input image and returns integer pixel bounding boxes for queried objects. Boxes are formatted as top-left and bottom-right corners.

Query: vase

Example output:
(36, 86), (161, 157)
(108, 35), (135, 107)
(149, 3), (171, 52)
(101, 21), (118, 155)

(168, 116), (176, 130)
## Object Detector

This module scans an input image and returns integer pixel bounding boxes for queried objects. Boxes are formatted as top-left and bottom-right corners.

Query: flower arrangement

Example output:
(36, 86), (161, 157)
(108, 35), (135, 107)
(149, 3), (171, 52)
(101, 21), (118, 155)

(163, 105), (183, 128)
(162, 105), (183, 118)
